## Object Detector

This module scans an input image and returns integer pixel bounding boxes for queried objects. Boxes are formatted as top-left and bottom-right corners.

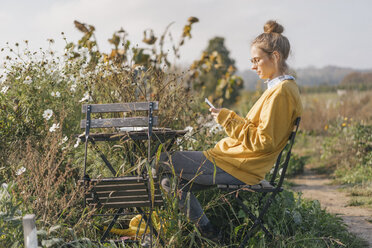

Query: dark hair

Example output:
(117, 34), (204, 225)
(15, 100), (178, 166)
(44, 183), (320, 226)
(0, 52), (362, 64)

(252, 20), (290, 73)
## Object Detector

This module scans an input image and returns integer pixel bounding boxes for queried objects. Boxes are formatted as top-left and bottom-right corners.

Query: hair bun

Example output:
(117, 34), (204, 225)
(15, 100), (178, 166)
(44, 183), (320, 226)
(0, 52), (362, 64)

(264, 20), (284, 34)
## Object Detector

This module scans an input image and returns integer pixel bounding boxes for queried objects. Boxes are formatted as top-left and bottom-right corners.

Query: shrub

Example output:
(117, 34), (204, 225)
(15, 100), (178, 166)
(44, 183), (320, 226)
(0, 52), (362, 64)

(286, 154), (308, 177)
(0, 183), (24, 248)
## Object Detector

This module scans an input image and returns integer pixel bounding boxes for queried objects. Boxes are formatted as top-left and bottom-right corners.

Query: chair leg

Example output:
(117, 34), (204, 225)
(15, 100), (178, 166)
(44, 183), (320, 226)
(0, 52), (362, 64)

(235, 194), (274, 247)
(100, 208), (123, 242)
(137, 208), (165, 247)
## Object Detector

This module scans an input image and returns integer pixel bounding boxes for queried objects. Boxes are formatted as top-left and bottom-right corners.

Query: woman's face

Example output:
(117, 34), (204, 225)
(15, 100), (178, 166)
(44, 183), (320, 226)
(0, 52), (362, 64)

(250, 45), (280, 80)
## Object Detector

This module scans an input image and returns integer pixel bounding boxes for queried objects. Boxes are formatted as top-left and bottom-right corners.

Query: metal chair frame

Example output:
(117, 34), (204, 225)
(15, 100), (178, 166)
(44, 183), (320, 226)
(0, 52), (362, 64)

(79, 102), (163, 246)
(218, 117), (301, 247)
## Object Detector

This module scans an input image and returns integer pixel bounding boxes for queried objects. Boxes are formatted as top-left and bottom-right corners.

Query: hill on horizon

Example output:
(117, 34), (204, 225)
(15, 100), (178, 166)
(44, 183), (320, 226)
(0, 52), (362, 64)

(237, 65), (372, 90)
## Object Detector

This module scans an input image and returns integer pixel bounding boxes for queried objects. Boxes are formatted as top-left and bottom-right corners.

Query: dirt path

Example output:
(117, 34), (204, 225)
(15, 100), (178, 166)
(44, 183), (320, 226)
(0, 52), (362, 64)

(290, 168), (372, 247)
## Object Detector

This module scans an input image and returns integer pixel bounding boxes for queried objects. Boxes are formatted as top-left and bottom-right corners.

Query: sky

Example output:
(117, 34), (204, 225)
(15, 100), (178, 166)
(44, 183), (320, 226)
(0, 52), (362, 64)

(0, 0), (371, 71)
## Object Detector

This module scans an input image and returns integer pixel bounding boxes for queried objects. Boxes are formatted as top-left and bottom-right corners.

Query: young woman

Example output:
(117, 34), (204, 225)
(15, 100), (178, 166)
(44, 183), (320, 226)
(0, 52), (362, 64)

(159, 20), (303, 241)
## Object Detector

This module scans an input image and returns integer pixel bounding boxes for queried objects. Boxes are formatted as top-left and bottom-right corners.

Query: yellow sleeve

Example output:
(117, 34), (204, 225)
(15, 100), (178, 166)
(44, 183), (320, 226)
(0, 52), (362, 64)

(216, 108), (246, 138)
(217, 92), (293, 152)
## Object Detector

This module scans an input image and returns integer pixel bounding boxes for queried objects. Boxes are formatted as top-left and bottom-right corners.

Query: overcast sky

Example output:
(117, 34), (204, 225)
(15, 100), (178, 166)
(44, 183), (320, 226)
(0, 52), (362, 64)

(1, 0), (371, 71)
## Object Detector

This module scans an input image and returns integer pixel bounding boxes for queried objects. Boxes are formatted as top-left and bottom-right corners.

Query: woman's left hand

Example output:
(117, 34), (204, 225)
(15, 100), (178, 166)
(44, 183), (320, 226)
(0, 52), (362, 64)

(209, 108), (221, 121)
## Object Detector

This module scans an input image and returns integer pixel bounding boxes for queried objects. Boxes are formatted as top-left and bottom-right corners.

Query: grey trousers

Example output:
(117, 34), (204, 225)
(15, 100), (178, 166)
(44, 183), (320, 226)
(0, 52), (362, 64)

(159, 151), (244, 226)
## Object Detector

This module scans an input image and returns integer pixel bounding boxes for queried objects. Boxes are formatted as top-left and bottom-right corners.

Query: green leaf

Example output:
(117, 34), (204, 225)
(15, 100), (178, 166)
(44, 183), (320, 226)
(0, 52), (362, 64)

(292, 210), (302, 224)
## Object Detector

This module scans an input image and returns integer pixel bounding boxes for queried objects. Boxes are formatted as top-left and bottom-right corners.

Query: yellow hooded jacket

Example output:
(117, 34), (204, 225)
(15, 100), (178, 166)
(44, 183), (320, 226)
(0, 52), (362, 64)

(203, 79), (302, 185)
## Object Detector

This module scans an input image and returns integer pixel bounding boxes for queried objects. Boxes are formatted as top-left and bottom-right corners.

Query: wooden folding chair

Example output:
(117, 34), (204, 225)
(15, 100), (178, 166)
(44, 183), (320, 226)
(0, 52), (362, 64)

(217, 117), (301, 247)
(77, 102), (164, 246)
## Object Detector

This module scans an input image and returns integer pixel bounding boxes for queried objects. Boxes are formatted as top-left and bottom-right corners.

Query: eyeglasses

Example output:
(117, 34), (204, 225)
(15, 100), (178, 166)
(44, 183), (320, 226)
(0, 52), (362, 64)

(250, 57), (262, 65)
(250, 52), (272, 65)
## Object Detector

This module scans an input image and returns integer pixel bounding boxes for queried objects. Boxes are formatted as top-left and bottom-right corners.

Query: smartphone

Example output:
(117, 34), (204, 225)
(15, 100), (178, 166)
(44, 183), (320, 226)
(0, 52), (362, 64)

(205, 98), (215, 109)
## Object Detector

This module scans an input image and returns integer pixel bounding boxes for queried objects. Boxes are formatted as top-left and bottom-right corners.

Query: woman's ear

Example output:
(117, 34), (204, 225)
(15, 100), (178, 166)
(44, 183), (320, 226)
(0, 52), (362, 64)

(272, 51), (280, 62)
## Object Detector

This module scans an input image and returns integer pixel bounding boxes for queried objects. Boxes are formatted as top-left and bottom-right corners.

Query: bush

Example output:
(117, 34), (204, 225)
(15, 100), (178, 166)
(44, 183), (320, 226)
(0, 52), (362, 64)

(194, 189), (367, 247)
(322, 119), (372, 184)
(0, 183), (24, 248)
(286, 154), (308, 177)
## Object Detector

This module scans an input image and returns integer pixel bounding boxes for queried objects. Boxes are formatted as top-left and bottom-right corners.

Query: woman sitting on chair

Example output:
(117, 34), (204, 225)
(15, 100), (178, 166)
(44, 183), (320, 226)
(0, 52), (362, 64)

(159, 20), (303, 242)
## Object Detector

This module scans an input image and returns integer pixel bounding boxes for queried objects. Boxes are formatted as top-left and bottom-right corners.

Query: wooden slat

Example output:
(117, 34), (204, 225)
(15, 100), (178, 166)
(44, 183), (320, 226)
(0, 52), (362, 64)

(92, 183), (149, 192)
(78, 177), (145, 185)
(78, 177), (144, 186)
(92, 183), (160, 192)
(89, 200), (163, 209)
(85, 188), (161, 198)
(86, 195), (163, 203)
(80, 117), (158, 129)
(82, 102), (159, 113)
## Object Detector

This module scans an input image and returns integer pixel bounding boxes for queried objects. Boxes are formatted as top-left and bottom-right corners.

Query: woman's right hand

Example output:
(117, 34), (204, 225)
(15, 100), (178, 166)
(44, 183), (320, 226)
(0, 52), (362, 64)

(209, 108), (221, 121)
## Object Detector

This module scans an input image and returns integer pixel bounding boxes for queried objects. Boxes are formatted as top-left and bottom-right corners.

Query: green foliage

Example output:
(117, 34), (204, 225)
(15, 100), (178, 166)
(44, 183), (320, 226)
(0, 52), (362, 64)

(0, 183), (23, 248)
(190, 37), (243, 107)
(322, 119), (372, 178)
(194, 188), (367, 247)
(321, 119), (372, 208)
(286, 154), (308, 178)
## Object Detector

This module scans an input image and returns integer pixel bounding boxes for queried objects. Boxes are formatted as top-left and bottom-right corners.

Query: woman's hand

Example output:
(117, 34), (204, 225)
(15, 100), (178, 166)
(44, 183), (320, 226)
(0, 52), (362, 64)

(209, 108), (221, 121)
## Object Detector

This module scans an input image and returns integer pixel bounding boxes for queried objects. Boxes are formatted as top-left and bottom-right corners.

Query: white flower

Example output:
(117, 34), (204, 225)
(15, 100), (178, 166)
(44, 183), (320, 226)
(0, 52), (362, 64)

(23, 76), (32, 85)
(49, 123), (60, 132)
(79, 92), (92, 102)
(80, 47), (89, 56)
(209, 123), (223, 134)
(16, 167), (26, 176)
(51, 91), (61, 97)
(176, 137), (183, 146)
(61, 136), (68, 144)
(1, 183), (8, 190)
(1, 86), (9, 94)
(42, 109), (53, 120)
(73, 138), (81, 148)
(70, 83), (77, 92)
(184, 126), (193, 133)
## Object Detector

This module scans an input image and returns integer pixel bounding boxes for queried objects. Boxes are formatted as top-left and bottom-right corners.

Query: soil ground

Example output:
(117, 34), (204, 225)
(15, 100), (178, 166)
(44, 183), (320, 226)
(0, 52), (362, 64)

(290, 167), (372, 247)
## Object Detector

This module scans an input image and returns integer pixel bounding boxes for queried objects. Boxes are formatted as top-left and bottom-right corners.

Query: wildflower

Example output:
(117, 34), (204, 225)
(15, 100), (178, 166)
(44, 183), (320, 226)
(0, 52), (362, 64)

(184, 126), (193, 133)
(341, 122), (347, 127)
(324, 125), (328, 131)
(1, 183), (8, 190)
(23, 76), (32, 85)
(209, 123), (223, 134)
(61, 136), (68, 144)
(79, 92), (92, 102)
(73, 138), (81, 148)
(70, 83), (77, 92)
(176, 137), (183, 146)
(0, 86), (9, 94)
(16, 167), (26, 176)
(42, 109), (53, 120)
(49, 123), (60, 132)
(51, 91), (61, 97)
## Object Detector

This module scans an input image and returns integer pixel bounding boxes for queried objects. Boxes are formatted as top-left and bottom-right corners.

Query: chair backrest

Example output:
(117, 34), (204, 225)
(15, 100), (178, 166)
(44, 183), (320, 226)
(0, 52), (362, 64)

(80, 102), (159, 129)
(269, 117), (301, 188)
(80, 101), (159, 178)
